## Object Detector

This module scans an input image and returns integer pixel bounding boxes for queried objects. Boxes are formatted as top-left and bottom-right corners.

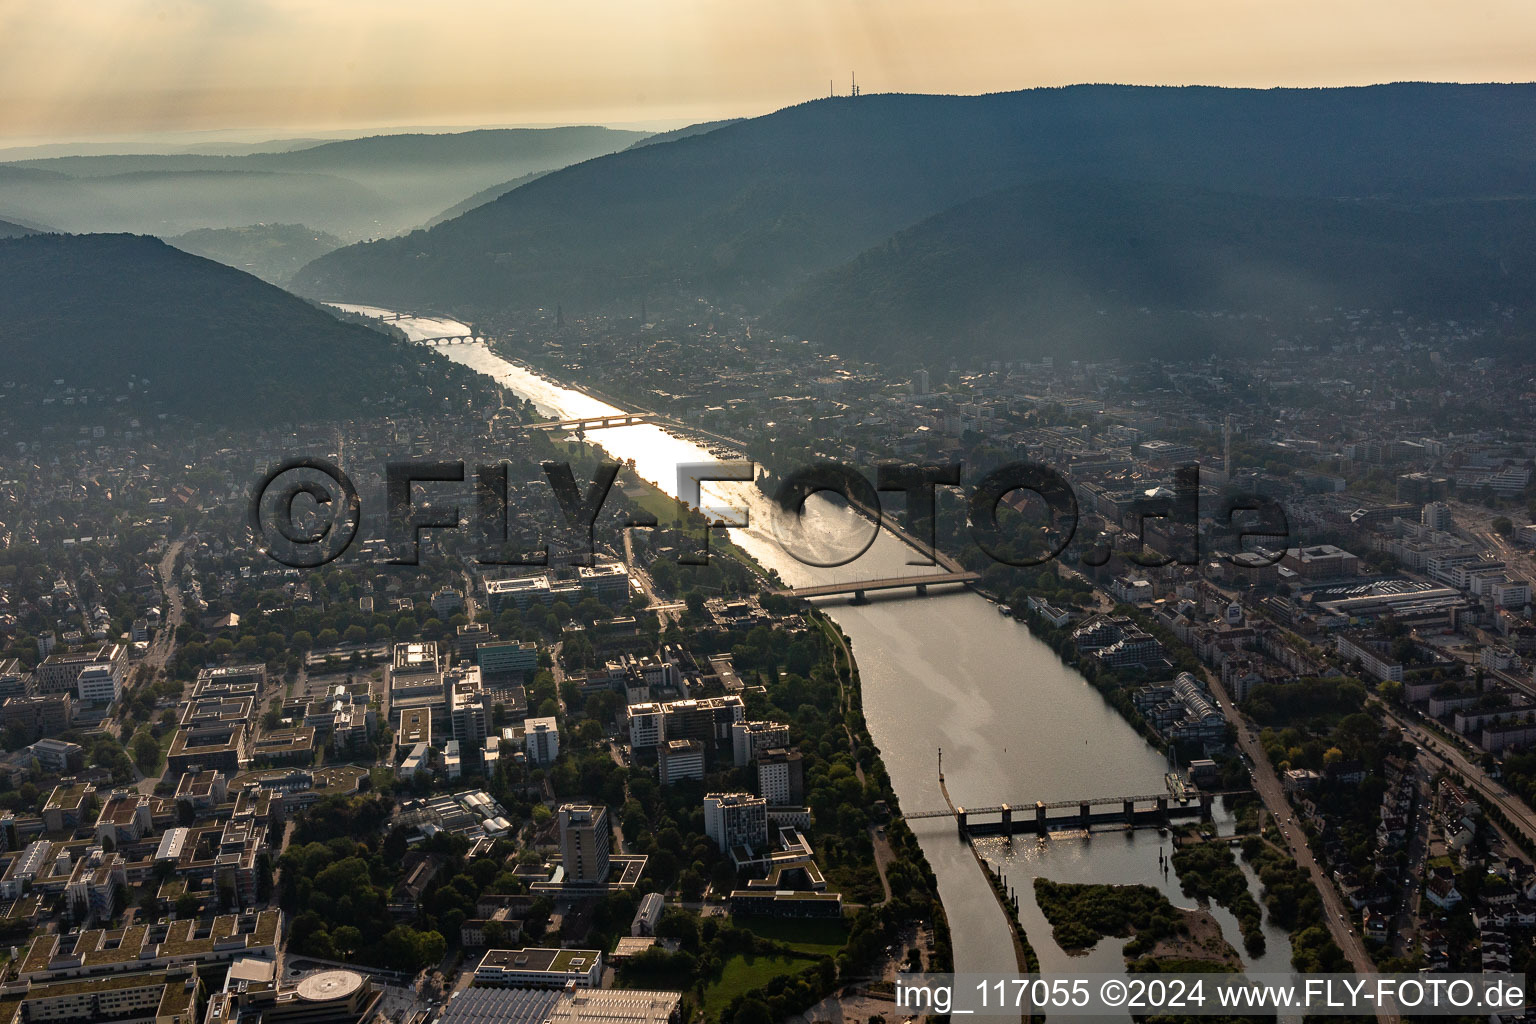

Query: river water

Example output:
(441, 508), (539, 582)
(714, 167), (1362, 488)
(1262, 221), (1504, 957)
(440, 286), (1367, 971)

(336, 307), (1291, 997)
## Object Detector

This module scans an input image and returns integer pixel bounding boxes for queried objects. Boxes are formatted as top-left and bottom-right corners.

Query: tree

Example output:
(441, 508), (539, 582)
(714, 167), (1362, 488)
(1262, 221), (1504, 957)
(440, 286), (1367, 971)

(175, 893), (199, 918)
(132, 732), (160, 772)
(733, 998), (774, 1024)
(333, 925), (364, 957)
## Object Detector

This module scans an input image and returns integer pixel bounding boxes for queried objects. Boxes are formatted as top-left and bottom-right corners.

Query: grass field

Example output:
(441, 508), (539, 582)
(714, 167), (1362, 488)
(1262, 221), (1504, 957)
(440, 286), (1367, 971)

(739, 917), (850, 956)
(630, 482), (689, 529)
(701, 954), (815, 1016)
(624, 473), (767, 576)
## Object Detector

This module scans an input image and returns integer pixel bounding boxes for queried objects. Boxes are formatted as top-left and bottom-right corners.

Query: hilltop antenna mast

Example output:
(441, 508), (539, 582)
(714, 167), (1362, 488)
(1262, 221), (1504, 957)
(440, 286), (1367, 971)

(851, 72), (859, 97)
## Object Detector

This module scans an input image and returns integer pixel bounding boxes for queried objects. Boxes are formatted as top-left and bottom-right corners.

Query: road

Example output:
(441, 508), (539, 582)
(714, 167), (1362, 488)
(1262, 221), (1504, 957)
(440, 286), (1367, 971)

(1201, 668), (1392, 1019)
(142, 538), (188, 677)
(621, 526), (683, 624)
(126, 537), (188, 793)
(1377, 699), (1536, 847)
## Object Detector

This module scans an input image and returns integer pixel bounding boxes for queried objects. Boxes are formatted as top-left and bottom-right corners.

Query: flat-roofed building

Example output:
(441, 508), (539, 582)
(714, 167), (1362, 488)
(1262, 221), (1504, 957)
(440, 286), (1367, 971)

(94, 790), (153, 845)
(41, 782), (94, 833)
(2, 694), (73, 744)
(450, 671), (490, 749)
(33, 643), (124, 697)
(731, 720), (789, 765)
(703, 792), (768, 856)
(0, 658), (30, 699)
(576, 562), (630, 604)
(1, 840), (56, 898)
(389, 643), (442, 695)
(0, 964), (201, 1024)
(172, 771), (227, 817)
(484, 575), (552, 613)
(1281, 544), (1360, 580)
(249, 727), (316, 767)
(26, 737), (81, 773)
(658, 739), (705, 786)
(558, 804), (610, 884)
(627, 702), (664, 748)
(65, 850), (126, 919)
(757, 748), (804, 806)
(206, 958), (379, 1024)
(167, 722), (246, 776)
(397, 708), (432, 748)
(546, 988), (681, 1024)
(75, 664), (122, 705)
(390, 642), (448, 735)
(729, 888), (844, 918)
(476, 641), (538, 681)
(473, 947), (603, 988)
(523, 717), (559, 766)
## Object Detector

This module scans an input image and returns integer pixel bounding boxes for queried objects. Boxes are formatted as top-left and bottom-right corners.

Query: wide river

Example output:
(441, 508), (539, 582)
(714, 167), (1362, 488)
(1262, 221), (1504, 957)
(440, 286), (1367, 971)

(337, 306), (1291, 1002)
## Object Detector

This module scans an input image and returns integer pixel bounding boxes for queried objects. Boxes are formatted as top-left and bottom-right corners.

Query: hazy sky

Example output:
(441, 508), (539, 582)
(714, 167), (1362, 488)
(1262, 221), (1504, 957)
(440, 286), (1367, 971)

(4, 0), (1536, 144)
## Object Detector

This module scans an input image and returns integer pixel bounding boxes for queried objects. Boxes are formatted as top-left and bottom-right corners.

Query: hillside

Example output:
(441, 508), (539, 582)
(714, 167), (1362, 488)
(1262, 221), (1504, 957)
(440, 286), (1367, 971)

(289, 84), (1536, 315)
(167, 223), (345, 285)
(771, 181), (1536, 363)
(624, 118), (742, 149)
(0, 127), (647, 239)
(0, 218), (38, 238)
(0, 233), (466, 427)
(422, 170), (550, 229)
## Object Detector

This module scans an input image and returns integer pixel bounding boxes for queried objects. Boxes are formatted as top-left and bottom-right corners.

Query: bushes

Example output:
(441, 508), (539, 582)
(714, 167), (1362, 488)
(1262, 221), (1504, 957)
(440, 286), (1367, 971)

(1171, 842), (1266, 956)
(1033, 880), (1183, 953)
(1240, 836), (1346, 971)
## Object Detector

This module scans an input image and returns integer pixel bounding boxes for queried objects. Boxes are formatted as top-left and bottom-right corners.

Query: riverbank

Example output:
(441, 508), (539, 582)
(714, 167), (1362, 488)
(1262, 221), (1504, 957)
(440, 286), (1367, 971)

(369, 303), (1179, 982)
(805, 613), (956, 984)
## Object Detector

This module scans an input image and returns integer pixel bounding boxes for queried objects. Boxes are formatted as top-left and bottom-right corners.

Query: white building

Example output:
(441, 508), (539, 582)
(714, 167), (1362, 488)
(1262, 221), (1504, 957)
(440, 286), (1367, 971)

(627, 703), (664, 748)
(431, 588), (464, 618)
(75, 664), (121, 704)
(703, 792), (768, 855)
(731, 720), (788, 765)
(631, 892), (664, 936)
(1422, 502), (1454, 532)
(524, 717), (560, 766)
(756, 749), (803, 806)
(474, 948), (603, 988)
(658, 739), (705, 786)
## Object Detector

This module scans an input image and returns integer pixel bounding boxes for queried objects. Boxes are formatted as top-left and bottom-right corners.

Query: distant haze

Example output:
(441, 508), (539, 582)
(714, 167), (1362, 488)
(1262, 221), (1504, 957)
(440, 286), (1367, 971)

(4, 0), (1536, 143)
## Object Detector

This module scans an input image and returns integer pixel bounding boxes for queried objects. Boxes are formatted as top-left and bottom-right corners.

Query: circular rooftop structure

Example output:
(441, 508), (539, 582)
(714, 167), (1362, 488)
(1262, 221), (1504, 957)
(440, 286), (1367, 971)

(295, 970), (365, 1002)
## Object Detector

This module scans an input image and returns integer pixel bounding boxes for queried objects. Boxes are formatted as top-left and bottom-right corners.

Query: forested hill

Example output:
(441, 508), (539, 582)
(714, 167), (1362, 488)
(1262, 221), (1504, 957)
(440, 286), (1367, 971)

(769, 180), (1536, 363)
(0, 233), (468, 427)
(289, 84), (1536, 315)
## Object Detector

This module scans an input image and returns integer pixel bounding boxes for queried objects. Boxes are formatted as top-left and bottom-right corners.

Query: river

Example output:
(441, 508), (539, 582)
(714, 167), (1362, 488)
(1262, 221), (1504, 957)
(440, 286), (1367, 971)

(336, 307), (1291, 1001)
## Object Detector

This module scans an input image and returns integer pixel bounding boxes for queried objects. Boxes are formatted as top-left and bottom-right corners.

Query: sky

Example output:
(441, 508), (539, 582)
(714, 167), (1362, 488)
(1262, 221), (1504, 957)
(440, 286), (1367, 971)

(3, 0), (1536, 145)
